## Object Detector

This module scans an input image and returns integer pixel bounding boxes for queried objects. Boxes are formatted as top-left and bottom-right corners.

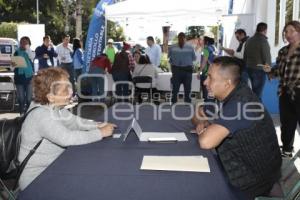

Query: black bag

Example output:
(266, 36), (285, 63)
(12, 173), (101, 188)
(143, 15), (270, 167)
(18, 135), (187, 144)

(0, 107), (41, 181)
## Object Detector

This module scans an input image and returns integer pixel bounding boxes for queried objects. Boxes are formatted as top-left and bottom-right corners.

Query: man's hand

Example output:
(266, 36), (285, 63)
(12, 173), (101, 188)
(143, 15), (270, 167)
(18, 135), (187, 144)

(222, 47), (234, 56)
(196, 121), (210, 135)
(263, 64), (272, 72)
(196, 123), (207, 135)
(192, 105), (209, 126)
(43, 54), (49, 59)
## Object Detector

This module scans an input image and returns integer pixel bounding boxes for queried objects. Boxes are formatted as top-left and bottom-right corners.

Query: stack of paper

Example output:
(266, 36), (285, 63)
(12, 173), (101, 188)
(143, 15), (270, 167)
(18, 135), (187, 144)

(140, 155), (210, 173)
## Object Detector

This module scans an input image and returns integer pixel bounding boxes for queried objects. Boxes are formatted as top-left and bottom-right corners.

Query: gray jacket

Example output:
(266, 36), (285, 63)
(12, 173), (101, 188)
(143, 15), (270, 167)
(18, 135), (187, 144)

(18, 103), (103, 190)
(244, 33), (271, 69)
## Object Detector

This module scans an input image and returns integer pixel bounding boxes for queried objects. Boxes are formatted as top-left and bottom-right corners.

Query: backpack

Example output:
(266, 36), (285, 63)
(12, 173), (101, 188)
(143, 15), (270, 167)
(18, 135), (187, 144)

(0, 107), (41, 182)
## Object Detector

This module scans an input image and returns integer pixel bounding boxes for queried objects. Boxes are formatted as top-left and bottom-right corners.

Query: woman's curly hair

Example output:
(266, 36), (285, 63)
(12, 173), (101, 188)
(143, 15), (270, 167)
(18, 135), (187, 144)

(33, 68), (69, 105)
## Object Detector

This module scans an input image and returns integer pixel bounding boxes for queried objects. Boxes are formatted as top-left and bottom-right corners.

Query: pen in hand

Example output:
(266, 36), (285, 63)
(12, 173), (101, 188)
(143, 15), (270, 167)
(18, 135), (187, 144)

(197, 128), (207, 135)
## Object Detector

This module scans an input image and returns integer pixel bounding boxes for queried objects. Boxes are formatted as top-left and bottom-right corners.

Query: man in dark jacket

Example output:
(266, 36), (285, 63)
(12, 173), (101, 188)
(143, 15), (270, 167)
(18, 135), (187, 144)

(112, 42), (135, 101)
(244, 22), (271, 99)
(222, 29), (249, 84)
(35, 35), (57, 70)
(194, 56), (282, 198)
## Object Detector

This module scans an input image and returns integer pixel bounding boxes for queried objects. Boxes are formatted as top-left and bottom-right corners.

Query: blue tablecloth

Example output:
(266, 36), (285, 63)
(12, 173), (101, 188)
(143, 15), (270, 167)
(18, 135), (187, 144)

(18, 104), (247, 200)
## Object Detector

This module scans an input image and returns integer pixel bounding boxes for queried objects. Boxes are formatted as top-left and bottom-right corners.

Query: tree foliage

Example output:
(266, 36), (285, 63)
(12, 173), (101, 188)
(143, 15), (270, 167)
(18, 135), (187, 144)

(0, 0), (125, 45)
(0, 22), (18, 38)
(209, 26), (219, 41)
(107, 20), (125, 41)
(185, 26), (205, 40)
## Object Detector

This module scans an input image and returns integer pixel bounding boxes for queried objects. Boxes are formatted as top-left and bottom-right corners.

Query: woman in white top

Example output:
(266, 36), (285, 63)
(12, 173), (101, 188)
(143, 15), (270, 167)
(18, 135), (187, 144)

(18, 67), (116, 190)
(132, 54), (158, 103)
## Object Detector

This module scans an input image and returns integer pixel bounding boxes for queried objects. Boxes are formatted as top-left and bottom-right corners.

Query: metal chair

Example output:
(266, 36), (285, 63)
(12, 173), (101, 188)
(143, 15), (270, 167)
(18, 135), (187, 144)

(255, 150), (300, 200)
(132, 76), (152, 104)
(0, 76), (16, 111)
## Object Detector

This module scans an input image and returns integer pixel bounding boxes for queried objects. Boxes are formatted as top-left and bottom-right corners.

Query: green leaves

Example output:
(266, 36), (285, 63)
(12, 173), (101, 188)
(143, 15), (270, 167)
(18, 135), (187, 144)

(0, 0), (125, 45)
(0, 22), (18, 38)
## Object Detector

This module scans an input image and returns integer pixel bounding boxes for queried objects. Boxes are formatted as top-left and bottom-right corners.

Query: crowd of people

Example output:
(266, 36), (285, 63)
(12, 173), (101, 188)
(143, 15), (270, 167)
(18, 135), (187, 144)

(12, 34), (163, 111)
(8, 20), (300, 199)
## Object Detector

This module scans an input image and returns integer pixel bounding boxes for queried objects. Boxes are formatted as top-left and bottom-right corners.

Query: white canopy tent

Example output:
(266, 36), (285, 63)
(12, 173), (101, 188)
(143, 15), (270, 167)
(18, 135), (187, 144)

(105, 0), (229, 26)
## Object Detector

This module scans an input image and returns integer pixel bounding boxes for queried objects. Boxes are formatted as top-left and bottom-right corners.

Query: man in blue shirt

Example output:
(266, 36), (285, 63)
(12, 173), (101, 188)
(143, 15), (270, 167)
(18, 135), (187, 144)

(168, 32), (196, 103)
(193, 56), (282, 198)
(35, 35), (57, 69)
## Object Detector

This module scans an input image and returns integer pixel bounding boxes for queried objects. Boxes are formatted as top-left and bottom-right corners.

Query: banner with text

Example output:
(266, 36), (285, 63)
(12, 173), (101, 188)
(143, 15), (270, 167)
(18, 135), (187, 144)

(83, 0), (114, 72)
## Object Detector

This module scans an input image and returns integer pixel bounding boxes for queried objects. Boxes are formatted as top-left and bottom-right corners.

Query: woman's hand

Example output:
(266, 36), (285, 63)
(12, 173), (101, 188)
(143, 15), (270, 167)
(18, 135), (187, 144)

(98, 123), (117, 138)
(11, 61), (17, 67)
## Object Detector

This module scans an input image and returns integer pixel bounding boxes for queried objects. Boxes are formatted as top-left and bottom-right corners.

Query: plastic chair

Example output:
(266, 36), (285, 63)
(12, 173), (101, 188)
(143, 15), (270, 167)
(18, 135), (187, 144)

(255, 150), (300, 200)
(132, 76), (152, 103)
(0, 76), (16, 111)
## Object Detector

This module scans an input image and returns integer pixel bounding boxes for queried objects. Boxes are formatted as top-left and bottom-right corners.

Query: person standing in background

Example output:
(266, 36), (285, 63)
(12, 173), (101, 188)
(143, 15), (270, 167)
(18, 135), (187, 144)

(199, 36), (216, 101)
(264, 21), (300, 158)
(56, 34), (75, 94)
(244, 22), (271, 99)
(145, 36), (162, 67)
(35, 35), (57, 70)
(89, 54), (112, 102)
(193, 36), (203, 71)
(222, 29), (249, 85)
(104, 38), (118, 64)
(112, 42), (135, 101)
(168, 32), (196, 103)
(13, 37), (34, 115)
(22, 36), (35, 63)
(72, 38), (84, 82)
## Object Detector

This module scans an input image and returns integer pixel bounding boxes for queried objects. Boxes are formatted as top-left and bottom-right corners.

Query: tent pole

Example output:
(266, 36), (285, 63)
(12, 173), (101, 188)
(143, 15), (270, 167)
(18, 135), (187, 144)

(105, 15), (107, 47)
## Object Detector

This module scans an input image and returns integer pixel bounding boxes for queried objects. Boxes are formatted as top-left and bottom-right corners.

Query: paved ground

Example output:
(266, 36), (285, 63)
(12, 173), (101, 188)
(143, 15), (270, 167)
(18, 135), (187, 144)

(1, 104), (299, 155)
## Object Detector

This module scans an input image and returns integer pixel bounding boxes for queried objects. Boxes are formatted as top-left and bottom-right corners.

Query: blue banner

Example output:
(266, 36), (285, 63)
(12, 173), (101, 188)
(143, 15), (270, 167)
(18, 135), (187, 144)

(83, 0), (114, 72)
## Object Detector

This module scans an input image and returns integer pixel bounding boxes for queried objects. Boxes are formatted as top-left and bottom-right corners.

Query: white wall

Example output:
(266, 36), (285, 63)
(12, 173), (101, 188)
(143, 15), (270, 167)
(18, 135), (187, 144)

(222, 14), (255, 51)
(17, 24), (45, 50)
(229, 0), (300, 63)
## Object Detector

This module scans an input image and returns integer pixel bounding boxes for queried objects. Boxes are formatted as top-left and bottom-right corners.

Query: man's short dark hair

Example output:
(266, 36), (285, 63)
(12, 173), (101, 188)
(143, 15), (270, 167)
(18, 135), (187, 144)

(62, 33), (70, 39)
(43, 35), (50, 41)
(212, 56), (241, 85)
(235, 29), (246, 36)
(204, 36), (214, 45)
(178, 32), (185, 38)
(256, 22), (268, 33)
(147, 36), (154, 42)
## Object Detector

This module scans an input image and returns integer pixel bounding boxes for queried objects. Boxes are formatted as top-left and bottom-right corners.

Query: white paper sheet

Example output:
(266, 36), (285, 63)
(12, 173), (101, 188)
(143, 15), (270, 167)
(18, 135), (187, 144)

(140, 132), (188, 142)
(140, 155), (210, 173)
(123, 118), (188, 142)
(11, 56), (26, 68)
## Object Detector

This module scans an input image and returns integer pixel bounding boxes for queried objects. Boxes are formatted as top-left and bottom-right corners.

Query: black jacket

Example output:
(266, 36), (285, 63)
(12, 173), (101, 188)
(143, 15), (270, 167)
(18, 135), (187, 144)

(216, 84), (282, 197)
